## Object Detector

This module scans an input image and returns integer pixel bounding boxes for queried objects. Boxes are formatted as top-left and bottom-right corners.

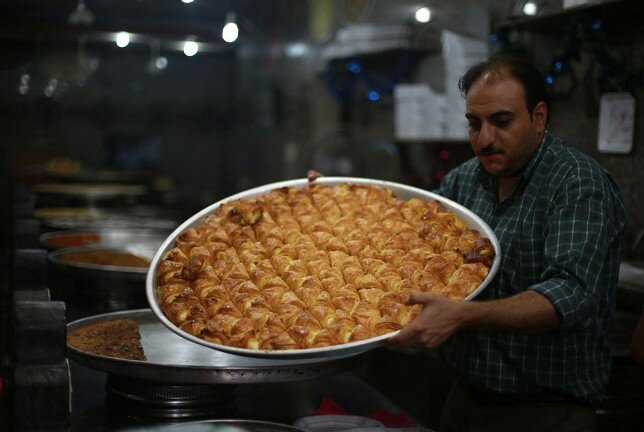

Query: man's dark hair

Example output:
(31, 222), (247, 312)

(458, 51), (550, 124)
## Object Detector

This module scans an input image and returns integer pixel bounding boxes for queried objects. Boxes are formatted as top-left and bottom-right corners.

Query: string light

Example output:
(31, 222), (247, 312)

(325, 52), (416, 104)
(18, 74), (29, 95)
(44, 79), (58, 98)
(147, 41), (168, 75)
(497, 14), (644, 94)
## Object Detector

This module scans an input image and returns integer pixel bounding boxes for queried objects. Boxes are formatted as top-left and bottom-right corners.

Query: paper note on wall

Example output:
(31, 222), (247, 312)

(597, 92), (635, 155)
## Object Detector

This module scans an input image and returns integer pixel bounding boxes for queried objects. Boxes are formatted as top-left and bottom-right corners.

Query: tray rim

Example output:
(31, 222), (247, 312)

(66, 309), (367, 384)
(146, 177), (501, 359)
(48, 245), (151, 274)
(34, 182), (147, 197)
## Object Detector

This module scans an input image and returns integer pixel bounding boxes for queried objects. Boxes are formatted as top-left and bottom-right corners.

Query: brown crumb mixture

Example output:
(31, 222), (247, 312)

(60, 250), (150, 268)
(67, 318), (147, 361)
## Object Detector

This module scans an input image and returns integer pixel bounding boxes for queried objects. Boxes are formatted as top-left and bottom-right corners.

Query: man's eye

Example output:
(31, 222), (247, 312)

(468, 122), (481, 130)
(494, 119), (511, 128)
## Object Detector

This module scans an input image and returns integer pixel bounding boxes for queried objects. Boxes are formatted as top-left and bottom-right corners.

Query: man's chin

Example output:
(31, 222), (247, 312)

(480, 162), (505, 176)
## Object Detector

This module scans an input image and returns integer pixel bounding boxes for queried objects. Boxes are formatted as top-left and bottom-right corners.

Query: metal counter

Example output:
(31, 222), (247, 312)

(68, 359), (421, 432)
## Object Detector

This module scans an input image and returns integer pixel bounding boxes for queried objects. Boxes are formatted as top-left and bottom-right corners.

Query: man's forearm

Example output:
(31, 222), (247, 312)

(459, 290), (562, 333)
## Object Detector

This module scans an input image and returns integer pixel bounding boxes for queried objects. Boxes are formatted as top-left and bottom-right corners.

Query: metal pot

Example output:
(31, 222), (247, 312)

(40, 213), (179, 232)
(48, 244), (159, 321)
(40, 228), (170, 251)
(617, 260), (644, 313)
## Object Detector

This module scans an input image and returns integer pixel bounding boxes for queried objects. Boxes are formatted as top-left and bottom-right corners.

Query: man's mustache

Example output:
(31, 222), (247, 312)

(478, 146), (500, 155)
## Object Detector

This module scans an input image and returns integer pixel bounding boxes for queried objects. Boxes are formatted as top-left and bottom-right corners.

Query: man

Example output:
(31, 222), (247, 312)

(386, 52), (626, 431)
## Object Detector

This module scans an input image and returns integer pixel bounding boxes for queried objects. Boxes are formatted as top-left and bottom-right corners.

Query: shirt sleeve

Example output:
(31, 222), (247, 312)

(528, 167), (625, 331)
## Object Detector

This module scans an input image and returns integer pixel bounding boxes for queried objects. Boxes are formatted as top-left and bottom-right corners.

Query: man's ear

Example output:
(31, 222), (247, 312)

(532, 101), (548, 132)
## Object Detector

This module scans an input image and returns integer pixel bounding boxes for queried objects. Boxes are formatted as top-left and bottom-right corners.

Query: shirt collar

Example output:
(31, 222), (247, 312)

(476, 130), (554, 196)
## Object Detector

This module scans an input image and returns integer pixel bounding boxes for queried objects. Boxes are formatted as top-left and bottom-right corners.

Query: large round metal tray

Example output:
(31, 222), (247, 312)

(146, 177), (501, 359)
(66, 309), (366, 384)
(34, 182), (147, 198)
(45, 168), (148, 184)
(42, 214), (179, 231)
(49, 244), (157, 275)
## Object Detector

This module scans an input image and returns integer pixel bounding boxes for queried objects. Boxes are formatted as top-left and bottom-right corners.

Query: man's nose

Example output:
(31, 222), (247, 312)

(477, 122), (495, 149)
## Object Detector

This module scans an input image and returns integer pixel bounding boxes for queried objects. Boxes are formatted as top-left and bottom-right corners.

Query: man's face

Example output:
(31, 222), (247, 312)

(465, 71), (546, 179)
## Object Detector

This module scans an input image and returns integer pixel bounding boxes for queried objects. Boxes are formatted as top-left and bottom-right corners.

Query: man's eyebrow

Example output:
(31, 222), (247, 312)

(489, 110), (515, 118)
(465, 110), (515, 121)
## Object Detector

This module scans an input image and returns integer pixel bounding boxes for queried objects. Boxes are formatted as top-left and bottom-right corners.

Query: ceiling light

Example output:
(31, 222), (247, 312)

(523, 1), (538, 15)
(183, 38), (199, 56)
(18, 75), (29, 95)
(414, 7), (431, 23)
(146, 41), (168, 75)
(68, 0), (95, 26)
(76, 35), (99, 85)
(116, 32), (130, 48)
(284, 42), (309, 58)
(182, 0), (195, 3)
(44, 79), (58, 98)
(222, 12), (239, 43)
(155, 57), (168, 70)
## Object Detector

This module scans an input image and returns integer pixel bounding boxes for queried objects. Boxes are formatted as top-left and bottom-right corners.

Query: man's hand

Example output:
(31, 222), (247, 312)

(387, 292), (466, 349)
(388, 290), (561, 350)
(307, 170), (323, 182)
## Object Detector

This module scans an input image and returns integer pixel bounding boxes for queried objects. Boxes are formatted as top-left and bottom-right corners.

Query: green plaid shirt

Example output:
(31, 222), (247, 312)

(436, 130), (626, 401)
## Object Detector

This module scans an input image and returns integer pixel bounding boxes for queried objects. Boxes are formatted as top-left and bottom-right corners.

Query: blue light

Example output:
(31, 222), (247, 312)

(554, 61), (562, 73)
(591, 19), (602, 30)
(489, 33), (498, 43)
(546, 75), (554, 85)
(346, 60), (361, 74)
(368, 91), (380, 101)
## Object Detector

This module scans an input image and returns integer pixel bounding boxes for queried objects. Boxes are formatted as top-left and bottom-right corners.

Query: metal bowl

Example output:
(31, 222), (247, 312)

(146, 177), (501, 359)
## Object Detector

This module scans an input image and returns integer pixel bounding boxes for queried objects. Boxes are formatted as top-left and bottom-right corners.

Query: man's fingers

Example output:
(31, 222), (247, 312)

(387, 326), (415, 346)
(405, 292), (435, 306)
(307, 170), (323, 182)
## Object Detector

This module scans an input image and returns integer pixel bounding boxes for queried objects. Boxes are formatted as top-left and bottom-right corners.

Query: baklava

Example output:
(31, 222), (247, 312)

(156, 183), (494, 351)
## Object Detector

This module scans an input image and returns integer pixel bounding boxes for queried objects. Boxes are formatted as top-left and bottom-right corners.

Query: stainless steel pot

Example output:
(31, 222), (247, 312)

(40, 228), (170, 251)
(48, 243), (159, 321)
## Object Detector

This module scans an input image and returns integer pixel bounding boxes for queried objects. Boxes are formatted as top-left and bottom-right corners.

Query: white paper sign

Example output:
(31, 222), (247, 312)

(597, 92), (635, 154)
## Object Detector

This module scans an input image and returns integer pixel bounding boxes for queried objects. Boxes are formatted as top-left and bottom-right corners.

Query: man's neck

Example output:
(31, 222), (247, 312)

(497, 176), (519, 202)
